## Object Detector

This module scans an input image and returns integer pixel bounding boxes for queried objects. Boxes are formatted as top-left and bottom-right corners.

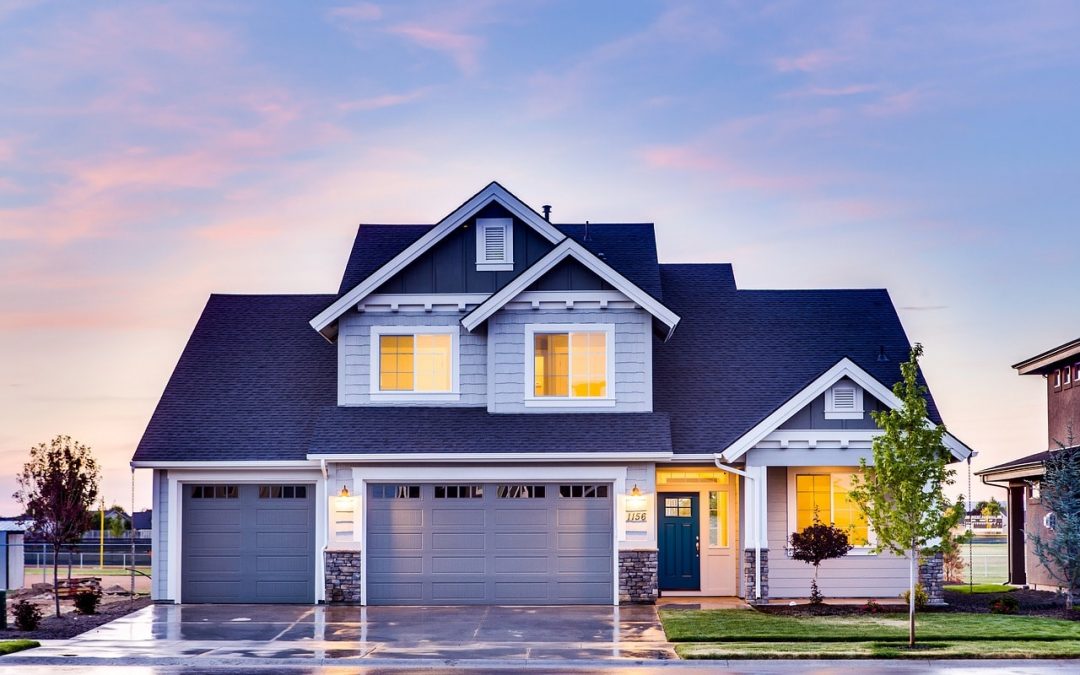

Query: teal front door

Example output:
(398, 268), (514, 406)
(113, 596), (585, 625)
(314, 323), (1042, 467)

(658, 493), (700, 590)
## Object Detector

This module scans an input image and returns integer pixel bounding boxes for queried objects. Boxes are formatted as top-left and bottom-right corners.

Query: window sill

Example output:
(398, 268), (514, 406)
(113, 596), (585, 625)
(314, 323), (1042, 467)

(824, 411), (864, 420)
(476, 262), (513, 272)
(370, 391), (461, 402)
(523, 397), (617, 408)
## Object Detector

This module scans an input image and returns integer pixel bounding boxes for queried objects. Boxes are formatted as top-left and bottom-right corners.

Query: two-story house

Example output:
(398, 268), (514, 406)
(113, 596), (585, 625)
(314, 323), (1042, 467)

(977, 337), (1080, 588)
(131, 182), (972, 606)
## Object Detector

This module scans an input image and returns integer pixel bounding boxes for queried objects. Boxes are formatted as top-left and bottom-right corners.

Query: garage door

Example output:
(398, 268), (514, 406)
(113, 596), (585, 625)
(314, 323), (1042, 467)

(366, 482), (613, 605)
(181, 483), (315, 603)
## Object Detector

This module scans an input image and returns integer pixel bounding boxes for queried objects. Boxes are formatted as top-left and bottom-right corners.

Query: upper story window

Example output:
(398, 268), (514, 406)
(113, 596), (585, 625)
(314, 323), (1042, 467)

(476, 218), (513, 271)
(370, 326), (458, 400)
(1053, 369), (1062, 389)
(824, 381), (864, 419)
(1064, 366), (1072, 387)
(524, 324), (615, 407)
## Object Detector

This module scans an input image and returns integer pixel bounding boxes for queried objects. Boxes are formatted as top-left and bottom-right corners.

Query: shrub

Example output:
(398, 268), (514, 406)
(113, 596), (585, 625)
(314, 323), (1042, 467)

(790, 517), (853, 606)
(900, 583), (928, 609)
(14, 600), (43, 631)
(860, 599), (885, 614)
(990, 596), (1020, 615)
(74, 589), (102, 615)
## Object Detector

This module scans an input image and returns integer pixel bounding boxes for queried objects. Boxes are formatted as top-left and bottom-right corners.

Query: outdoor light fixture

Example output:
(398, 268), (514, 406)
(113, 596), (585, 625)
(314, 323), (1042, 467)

(335, 485), (355, 511)
(626, 484), (647, 512)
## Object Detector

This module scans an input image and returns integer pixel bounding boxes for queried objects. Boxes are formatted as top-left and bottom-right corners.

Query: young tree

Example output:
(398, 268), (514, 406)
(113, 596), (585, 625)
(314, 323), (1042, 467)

(980, 500), (1002, 518)
(790, 516), (853, 608)
(848, 344), (965, 646)
(1028, 444), (1080, 611)
(14, 435), (100, 617)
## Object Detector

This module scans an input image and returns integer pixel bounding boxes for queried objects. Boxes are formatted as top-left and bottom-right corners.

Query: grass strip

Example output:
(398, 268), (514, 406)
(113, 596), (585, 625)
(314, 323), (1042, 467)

(659, 609), (1080, 642)
(944, 584), (1015, 594)
(0, 640), (40, 656)
(675, 640), (1080, 659)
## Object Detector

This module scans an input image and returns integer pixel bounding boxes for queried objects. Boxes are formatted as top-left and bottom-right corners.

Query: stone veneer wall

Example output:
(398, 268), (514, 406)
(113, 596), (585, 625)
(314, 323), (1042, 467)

(743, 549), (769, 604)
(619, 550), (658, 603)
(325, 551), (362, 603)
(919, 551), (946, 606)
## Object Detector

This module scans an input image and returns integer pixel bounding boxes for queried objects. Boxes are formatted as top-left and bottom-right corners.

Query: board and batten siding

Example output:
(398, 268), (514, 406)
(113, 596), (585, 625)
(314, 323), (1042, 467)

(152, 469), (169, 600)
(339, 312), (486, 407)
(487, 308), (652, 413)
(765, 467), (910, 598)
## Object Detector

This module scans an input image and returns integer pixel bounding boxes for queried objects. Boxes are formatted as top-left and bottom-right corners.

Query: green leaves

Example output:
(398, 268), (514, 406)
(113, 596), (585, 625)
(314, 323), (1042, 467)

(1028, 443), (1080, 608)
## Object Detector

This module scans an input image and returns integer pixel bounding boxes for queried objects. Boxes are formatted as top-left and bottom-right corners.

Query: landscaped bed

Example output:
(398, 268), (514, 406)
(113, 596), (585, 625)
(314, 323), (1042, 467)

(0, 596), (152, 641)
(660, 608), (1080, 659)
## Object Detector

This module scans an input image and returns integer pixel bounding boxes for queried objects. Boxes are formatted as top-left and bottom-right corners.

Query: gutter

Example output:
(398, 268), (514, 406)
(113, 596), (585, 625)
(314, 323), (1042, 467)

(713, 458), (760, 601)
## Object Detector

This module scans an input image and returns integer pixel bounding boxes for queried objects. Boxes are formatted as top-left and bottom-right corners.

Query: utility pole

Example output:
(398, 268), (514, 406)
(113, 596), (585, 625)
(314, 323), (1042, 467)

(99, 498), (105, 568)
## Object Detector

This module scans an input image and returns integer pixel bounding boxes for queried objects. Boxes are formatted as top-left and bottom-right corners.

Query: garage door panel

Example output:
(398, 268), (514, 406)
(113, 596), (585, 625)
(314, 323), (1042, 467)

(367, 509), (423, 528)
(184, 510), (242, 529)
(493, 532), (549, 550)
(255, 508), (310, 527)
(493, 508), (548, 526)
(368, 555), (423, 574)
(494, 581), (549, 601)
(557, 581), (611, 600)
(368, 532), (423, 550)
(187, 532), (243, 551)
(492, 555), (548, 574)
(557, 531), (610, 550)
(557, 508), (611, 528)
(431, 508), (485, 527)
(368, 582), (423, 601)
(431, 555), (485, 573)
(255, 555), (311, 573)
(432, 581), (485, 600)
(432, 532), (485, 550)
(557, 555), (611, 573)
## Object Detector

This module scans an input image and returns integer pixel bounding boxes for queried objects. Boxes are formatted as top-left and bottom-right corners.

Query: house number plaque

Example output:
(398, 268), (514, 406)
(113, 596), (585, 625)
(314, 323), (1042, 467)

(625, 511), (647, 523)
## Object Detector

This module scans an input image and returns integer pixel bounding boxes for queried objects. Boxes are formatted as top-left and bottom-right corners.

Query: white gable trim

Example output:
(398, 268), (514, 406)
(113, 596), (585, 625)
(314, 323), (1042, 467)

(719, 358), (971, 463)
(310, 182), (564, 341)
(460, 238), (681, 340)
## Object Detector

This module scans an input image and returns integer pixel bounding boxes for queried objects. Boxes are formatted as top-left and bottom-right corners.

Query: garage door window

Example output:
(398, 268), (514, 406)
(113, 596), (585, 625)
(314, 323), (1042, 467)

(559, 484), (609, 498)
(191, 485), (238, 499)
(497, 484), (546, 499)
(258, 485), (308, 499)
(372, 484), (420, 499)
(434, 484), (483, 498)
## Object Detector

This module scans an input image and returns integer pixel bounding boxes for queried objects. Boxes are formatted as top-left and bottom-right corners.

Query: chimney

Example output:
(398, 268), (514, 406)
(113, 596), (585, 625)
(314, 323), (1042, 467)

(542, 205), (552, 221)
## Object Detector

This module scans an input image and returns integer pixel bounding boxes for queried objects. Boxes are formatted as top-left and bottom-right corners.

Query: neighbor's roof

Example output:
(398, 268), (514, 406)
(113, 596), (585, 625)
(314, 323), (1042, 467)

(1012, 338), (1080, 375)
(976, 446), (1080, 477)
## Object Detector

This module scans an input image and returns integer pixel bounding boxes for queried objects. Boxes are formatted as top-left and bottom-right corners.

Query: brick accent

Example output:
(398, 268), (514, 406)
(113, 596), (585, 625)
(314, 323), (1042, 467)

(743, 549), (769, 604)
(919, 551), (946, 606)
(325, 551), (362, 603)
(619, 550), (658, 603)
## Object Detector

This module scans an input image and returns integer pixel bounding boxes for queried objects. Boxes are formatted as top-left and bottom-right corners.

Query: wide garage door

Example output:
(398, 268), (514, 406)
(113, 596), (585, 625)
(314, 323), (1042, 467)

(181, 483), (315, 603)
(366, 482), (613, 605)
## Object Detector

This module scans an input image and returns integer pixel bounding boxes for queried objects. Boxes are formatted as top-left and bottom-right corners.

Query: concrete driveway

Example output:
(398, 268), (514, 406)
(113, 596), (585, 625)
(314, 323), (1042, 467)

(2, 603), (677, 665)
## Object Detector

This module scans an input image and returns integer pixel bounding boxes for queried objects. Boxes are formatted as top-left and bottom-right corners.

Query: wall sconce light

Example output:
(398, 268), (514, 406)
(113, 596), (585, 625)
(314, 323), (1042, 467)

(626, 484), (647, 511)
(335, 485), (355, 511)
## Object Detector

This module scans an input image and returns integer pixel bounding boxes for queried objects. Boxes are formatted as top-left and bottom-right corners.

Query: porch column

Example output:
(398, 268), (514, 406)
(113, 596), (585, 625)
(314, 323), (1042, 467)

(1007, 484), (1027, 585)
(741, 464), (769, 604)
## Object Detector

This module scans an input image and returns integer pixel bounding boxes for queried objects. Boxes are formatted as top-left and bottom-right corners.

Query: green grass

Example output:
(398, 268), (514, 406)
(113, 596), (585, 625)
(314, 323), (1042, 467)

(959, 542), (1008, 584)
(676, 640), (1080, 660)
(0, 640), (40, 656)
(945, 583), (1015, 594)
(659, 609), (1080, 643)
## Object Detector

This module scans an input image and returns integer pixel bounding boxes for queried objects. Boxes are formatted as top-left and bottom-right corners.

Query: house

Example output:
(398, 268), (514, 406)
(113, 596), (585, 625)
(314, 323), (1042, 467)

(977, 337), (1080, 588)
(131, 182), (972, 606)
(0, 522), (25, 591)
(82, 507), (152, 540)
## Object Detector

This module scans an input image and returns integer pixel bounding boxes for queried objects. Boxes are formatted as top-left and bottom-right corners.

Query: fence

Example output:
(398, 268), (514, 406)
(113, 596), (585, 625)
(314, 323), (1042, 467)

(956, 541), (1008, 585)
(22, 541), (152, 571)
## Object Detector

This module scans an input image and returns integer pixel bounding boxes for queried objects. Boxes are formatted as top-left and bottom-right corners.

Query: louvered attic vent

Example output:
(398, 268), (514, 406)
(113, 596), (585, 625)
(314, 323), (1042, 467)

(476, 218), (513, 271)
(825, 381), (864, 420)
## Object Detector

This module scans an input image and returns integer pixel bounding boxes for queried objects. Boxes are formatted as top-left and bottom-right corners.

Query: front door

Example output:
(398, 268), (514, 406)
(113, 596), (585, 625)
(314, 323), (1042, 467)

(658, 493), (700, 590)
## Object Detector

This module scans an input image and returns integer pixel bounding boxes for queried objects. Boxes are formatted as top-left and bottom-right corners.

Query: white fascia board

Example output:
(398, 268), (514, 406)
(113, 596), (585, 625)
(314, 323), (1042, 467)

(719, 358), (970, 463)
(461, 238), (681, 338)
(309, 182), (564, 341)
(307, 452), (672, 463)
(130, 460), (319, 469)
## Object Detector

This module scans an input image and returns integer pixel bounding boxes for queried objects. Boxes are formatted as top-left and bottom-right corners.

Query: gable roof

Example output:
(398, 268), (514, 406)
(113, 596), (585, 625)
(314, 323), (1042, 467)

(1013, 337), (1080, 375)
(461, 237), (680, 339)
(653, 264), (945, 455)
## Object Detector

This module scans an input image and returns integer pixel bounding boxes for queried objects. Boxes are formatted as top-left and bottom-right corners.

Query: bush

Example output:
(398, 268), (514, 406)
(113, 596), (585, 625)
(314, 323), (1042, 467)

(900, 583), (929, 609)
(990, 595), (1020, 615)
(74, 589), (102, 615)
(14, 600), (43, 631)
(860, 599), (885, 614)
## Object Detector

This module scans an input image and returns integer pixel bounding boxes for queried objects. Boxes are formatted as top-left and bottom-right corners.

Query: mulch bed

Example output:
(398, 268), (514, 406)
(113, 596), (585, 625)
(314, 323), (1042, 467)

(757, 589), (1077, 619)
(0, 596), (152, 640)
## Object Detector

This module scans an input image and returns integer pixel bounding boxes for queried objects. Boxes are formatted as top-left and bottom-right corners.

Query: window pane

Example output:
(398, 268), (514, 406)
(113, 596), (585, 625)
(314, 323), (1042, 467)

(416, 334), (452, 392)
(832, 474), (869, 545)
(709, 491), (729, 547)
(379, 335), (414, 391)
(795, 473), (830, 530)
(570, 332), (606, 398)
(534, 334), (569, 397)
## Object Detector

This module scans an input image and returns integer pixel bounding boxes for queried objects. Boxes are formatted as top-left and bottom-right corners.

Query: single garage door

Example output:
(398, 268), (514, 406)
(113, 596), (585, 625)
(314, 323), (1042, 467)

(366, 482), (613, 605)
(181, 483), (315, 603)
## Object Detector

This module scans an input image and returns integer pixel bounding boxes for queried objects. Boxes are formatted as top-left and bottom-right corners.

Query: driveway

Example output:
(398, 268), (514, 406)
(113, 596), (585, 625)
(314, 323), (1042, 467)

(1, 603), (677, 666)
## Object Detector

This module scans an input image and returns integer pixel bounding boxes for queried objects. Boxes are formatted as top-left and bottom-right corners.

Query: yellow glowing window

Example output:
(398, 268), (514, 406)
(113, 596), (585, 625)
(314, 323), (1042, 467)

(379, 334), (452, 392)
(795, 473), (870, 546)
(832, 475), (870, 546)
(708, 491), (729, 547)
(534, 332), (607, 397)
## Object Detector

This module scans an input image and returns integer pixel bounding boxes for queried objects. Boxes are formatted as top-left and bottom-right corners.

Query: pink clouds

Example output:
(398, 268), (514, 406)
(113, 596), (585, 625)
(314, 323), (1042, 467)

(640, 144), (823, 192)
(773, 49), (843, 74)
(387, 24), (483, 75)
(338, 88), (431, 112)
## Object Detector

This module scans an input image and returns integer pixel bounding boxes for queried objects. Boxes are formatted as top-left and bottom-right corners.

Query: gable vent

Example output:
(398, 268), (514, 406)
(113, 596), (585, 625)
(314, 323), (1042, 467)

(825, 381), (864, 420)
(832, 386), (857, 410)
(476, 218), (514, 271)
(484, 224), (505, 260)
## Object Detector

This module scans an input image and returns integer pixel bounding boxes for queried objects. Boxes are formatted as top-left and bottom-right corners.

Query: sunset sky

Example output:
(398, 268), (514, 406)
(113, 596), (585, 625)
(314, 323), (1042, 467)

(2, 1), (1079, 514)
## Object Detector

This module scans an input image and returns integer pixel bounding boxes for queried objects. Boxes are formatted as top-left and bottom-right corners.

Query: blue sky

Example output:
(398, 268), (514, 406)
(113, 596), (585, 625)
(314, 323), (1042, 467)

(1, 1), (1079, 512)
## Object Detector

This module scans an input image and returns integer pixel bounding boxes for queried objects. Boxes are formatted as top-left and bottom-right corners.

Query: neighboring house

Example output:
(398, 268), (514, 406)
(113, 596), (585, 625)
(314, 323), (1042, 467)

(0, 522), (25, 591)
(978, 337), (1080, 588)
(131, 182), (972, 606)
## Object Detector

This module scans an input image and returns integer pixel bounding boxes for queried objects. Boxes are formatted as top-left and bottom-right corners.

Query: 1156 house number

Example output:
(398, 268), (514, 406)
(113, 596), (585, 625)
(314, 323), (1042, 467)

(625, 511), (647, 522)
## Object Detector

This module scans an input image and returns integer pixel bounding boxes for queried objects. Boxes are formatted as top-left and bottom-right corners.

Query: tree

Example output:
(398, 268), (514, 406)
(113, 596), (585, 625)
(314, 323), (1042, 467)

(790, 515), (853, 608)
(1028, 443), (1080, 611)
(980, 500), (1002, 518)
(14, 435), (100, 617)
(848, 344), (965, 647)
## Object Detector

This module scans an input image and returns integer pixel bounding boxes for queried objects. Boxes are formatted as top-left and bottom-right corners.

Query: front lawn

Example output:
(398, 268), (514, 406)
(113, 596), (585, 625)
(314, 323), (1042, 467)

(945, 583), (1014, 594)
(0, 640), (40, 655)
(659, 609), (1080, 643)
(676, 640), (1080, 660)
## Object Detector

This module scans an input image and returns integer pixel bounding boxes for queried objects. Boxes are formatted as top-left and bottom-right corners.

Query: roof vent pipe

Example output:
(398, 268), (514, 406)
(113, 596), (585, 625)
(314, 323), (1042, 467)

(584, 220), (591, 241)
(542, 205), (552, 221)
(877, 346), (889, 362)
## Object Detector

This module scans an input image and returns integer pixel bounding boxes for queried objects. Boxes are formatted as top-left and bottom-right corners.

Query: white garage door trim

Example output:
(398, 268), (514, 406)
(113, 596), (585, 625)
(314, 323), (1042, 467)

(353, 465), (628, 605)
(166, 470), (327, 604)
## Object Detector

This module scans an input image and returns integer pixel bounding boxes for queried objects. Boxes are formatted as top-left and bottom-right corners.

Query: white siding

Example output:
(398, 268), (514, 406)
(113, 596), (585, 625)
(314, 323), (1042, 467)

(152, 469), (170, 600)
(487, 308), (652, 413)
(339, 312), (486, 406)
(765, 467), (911, 598)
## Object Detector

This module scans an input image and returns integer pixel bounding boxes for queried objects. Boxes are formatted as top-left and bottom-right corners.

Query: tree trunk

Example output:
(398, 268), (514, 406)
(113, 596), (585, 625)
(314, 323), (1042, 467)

(908, 546), (916, 647)
(52, 543), (60, 618)
(1067, 589), (1074, 613)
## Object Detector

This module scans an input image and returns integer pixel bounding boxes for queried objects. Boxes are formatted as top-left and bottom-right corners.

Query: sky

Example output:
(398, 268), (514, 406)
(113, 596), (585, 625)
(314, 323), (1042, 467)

(2, 1), (1079, 514)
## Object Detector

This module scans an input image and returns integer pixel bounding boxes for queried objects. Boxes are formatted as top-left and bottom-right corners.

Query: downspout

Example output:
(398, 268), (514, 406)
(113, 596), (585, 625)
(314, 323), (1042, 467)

(713, 458), (760, 601)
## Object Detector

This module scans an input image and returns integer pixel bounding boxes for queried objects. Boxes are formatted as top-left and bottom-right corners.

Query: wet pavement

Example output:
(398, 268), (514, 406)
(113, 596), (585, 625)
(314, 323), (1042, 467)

(0, 602), (678, 666)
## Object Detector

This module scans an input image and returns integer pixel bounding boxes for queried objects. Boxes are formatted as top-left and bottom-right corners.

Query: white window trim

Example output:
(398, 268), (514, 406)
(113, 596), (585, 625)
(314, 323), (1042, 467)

(824, 381), (864, 420)
(523, 323), (616, 408)
(369, 325), (460, 400)
(785, 467), (877, 555)
(475, 217), (513, 271)
(1065, 367), (1072, 385)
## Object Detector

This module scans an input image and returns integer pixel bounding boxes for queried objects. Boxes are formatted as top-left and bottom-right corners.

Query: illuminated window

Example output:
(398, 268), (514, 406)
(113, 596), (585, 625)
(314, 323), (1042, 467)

(533, 331), (607, 397)
(377, 332), (453, 393)
(709, 491), (729, 547)
(795, 473), (870, 546)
